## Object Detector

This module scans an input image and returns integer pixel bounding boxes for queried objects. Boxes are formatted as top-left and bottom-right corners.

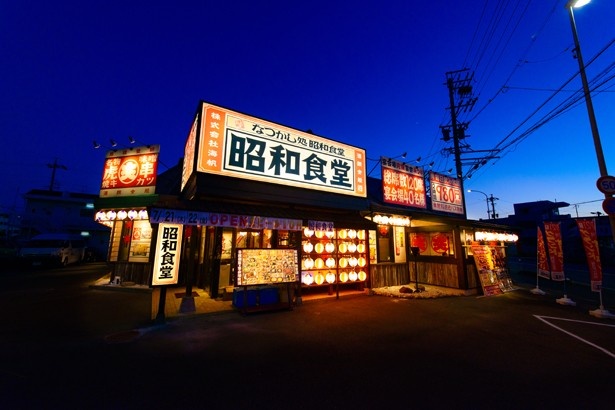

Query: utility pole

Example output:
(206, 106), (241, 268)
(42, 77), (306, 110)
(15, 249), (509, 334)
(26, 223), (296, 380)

(47, 158), (68, 191)
(488, 194), (499, 219)
(444, 69), (477, 218)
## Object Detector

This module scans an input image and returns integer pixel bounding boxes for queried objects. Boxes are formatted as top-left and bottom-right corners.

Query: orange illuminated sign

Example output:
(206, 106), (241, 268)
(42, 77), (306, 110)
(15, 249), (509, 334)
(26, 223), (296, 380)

(195, 102), (367, 198)
(381, 157), (426, 208)
(100, 145), (160, 198)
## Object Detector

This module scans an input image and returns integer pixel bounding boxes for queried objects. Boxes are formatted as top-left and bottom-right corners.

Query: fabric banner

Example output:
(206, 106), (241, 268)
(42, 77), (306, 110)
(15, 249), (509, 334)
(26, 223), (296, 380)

(576, 219), (602, 292)
(543, 222), (564, 281)
(537, 226), (551, 280)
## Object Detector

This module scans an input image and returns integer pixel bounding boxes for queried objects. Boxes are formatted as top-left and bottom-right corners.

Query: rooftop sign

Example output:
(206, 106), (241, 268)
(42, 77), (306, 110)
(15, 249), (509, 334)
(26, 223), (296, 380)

(192, 102), (367, 198)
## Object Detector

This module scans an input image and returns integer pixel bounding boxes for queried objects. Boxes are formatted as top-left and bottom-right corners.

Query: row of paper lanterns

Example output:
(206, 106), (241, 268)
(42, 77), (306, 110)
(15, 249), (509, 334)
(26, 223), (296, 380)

(302, 270), (367, 285)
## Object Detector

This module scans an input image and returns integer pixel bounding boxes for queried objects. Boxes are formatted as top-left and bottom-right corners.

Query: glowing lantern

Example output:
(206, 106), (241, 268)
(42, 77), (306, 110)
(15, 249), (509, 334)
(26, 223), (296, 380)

(302, 273), (314, 285)
(303, 227), (314, 238)
(358, 271), (367, 281)
(303, 258), (314, 269)
(325, 242), (335, 253)
(348, 243), (357, 253)
(303, 242), (314, 253)
(326, 271), (336, 284)
(314, 273), (325, 285)
(349, 270), (358, 281)
(325, 257), (336, 268)
(348, 229), (357, 239)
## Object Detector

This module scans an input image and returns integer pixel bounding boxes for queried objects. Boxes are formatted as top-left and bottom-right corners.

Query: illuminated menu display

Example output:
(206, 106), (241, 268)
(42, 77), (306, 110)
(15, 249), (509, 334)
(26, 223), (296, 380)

(429, 171), (464, 215)
(196, 102), (367, 197)
(381, 157), (426, 208)
(100, 145), (159, 198)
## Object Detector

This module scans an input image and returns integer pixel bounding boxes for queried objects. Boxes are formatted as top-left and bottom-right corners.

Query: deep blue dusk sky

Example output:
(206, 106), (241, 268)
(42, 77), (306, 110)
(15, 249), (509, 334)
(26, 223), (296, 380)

(1, 0), (614, 220)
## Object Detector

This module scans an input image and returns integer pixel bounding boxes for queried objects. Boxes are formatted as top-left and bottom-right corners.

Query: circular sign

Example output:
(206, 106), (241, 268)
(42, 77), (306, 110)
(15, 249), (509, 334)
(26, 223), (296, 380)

(596, 176), (615, 195)
(602, 197), (615, 216)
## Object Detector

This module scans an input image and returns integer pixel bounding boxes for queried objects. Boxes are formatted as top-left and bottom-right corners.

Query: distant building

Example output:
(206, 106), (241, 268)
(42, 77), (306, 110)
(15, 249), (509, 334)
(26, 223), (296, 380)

(20, 189), (111, 259)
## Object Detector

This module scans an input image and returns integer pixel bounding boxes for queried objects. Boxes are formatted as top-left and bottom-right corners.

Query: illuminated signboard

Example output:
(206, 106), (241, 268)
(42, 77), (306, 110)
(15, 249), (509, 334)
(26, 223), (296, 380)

(381, 157), (426, 208)
(149, 207), (302, 230)
(429, 171), (464, 215)
(181, 116), (198, 192)
(196, 102), (367, 197)
(100, 145), (160, 198)
(152, 223), (183, 286)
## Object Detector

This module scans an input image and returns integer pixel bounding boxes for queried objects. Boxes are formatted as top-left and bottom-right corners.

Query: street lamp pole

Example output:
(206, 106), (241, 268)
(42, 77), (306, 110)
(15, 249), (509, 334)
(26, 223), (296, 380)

(567, 0), (615, 255)
(467, 189), (490, 220)
(567, 0), (615, 318)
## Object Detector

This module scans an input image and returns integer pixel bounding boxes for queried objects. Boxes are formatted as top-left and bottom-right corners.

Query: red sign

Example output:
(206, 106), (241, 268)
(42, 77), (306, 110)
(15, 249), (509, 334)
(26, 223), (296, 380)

(602, 197), (615, 216)
(576, 219), (602, 292)
(381, 157), (426, 208)
(537, 227), (550, 280)
(100, 145), (160, 197)
(543, 222), (564, 281)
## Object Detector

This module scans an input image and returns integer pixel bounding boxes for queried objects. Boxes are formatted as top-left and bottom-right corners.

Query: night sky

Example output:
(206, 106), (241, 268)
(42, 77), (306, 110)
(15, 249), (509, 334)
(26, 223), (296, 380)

(1, 0), (613, 220)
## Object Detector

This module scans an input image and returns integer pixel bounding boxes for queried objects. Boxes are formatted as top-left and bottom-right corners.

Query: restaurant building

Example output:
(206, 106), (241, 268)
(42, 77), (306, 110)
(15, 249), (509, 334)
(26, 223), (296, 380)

(95, 101), (518, 309)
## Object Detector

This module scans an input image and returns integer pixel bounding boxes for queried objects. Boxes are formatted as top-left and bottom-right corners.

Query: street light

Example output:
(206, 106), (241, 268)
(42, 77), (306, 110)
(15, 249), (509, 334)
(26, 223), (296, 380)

(467, 189), (490, 220)
(567, 0), (615, 318)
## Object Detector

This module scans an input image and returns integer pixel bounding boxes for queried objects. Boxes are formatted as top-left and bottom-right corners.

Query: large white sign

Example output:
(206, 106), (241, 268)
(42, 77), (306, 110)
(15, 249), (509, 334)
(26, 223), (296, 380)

(196, 102), (367, 197)
(152, 223), (182, 286)
(429, 171), (464, 215)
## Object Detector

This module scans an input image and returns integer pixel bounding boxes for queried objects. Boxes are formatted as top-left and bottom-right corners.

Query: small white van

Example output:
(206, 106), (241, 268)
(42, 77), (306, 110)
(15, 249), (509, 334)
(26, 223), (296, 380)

(19, 234), (87, 267)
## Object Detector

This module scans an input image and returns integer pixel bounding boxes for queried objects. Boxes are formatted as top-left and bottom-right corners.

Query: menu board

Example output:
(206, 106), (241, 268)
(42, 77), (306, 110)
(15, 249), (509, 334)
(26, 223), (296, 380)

(237, 249), (299, 285)
(471, 243), (514, 296)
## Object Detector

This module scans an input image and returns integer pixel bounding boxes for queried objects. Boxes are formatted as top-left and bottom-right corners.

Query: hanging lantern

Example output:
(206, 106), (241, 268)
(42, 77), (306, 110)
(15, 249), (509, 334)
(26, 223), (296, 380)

(303, 242), (314, 253)
(326, 271), (336, 283)
(117, 210), (128, 220)
(127, 210), (138, 220)
(325, 242), (335, 253)
(325, 257), (336, 268)
(303, 257), (315, 269)
(348, 229), (357, 239)
(348, 243), (357, 253)
(303, 227), (314, 238)
(302, 272), (314, 285)
(358, 271), (367, 281)
(349, 270), (358, 281)
(339, 271), (349, 282)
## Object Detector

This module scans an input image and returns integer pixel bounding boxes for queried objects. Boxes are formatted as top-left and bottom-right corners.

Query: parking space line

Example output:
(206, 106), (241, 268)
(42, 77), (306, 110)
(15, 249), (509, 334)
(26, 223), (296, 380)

(534, 315), (615, 359)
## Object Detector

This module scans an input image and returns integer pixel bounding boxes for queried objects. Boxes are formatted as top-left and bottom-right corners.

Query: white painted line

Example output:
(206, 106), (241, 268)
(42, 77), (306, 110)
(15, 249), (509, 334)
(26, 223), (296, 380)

(534, 315), (615, 359)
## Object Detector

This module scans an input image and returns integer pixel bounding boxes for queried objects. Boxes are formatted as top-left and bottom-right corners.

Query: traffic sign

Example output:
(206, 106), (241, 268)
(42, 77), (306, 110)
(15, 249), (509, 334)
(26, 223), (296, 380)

(602, 197), (615, 216)
(596, 175), (615, 195)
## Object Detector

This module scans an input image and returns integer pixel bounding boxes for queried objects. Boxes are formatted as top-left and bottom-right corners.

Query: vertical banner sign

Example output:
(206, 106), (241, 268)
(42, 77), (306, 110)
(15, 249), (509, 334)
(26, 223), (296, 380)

(196, 102), (367, 197)
(152, 223), (183, 286)
(181, 116), (198, 192)
(537, 227), (551, 279)
(576, 219), (602, 292)
(543, 222), (564, 281)
(428, 171), (464, 215)
(380, 157), (426, 208)
(100, 145), (160, 197)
